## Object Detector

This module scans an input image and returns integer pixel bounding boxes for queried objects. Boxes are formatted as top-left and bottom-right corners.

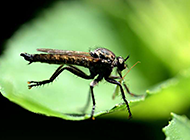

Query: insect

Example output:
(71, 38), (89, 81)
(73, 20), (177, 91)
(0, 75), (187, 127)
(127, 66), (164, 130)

(20, 48), (136, 119)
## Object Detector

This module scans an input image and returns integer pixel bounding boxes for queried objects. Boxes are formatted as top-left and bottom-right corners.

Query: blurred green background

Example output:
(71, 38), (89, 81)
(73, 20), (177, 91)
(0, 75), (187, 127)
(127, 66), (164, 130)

(1, 0), (190, 139)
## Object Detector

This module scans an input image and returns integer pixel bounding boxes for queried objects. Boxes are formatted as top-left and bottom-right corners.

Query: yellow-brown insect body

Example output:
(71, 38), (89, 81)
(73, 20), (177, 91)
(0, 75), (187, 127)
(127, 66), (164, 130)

(20, 53), (100, 68)
(35, 54), (100, 68)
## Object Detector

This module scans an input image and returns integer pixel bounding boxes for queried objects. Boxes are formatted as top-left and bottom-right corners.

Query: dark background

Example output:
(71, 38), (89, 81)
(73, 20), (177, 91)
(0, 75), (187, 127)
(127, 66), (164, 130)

(0, 1), (166, 139)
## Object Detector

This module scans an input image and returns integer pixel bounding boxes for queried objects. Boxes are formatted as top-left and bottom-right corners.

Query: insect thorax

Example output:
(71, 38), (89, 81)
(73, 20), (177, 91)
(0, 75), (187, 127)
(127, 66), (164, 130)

(90, 48), (115, 62)
(88, 48), (117, 76)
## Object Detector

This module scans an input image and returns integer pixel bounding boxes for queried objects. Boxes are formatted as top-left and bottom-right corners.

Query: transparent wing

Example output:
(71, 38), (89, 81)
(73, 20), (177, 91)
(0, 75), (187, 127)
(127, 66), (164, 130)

(37, 48), (91, 56)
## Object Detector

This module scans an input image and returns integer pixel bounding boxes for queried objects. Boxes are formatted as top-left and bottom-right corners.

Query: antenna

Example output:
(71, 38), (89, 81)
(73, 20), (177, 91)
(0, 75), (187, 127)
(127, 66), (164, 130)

(120, 61), (141, 82)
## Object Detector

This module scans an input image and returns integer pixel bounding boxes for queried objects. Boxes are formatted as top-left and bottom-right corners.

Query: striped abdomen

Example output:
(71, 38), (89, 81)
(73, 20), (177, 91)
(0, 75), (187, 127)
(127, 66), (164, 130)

(20, 53), (100, 68)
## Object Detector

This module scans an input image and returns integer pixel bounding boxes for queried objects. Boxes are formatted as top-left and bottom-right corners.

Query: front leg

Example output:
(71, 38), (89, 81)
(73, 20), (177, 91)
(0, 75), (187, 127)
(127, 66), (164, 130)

(112, 71), (140, 97)
(109, 75), (135, 98)
(105, 77), (132, 119)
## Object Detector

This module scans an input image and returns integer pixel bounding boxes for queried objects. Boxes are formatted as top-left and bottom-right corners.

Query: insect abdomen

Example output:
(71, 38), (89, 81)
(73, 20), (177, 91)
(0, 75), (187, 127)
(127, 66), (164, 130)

(20, 53), (99, 67)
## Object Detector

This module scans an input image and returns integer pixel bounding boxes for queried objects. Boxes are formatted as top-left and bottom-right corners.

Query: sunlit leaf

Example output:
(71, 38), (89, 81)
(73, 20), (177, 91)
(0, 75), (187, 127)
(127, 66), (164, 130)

(163, 113), (190, 140)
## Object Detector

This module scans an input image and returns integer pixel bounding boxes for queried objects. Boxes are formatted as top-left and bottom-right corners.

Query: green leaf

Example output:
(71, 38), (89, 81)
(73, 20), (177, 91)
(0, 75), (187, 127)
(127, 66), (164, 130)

(163, 113), (190, 140)
(130, 68), (190, 120)
(0, 1), (145, 120)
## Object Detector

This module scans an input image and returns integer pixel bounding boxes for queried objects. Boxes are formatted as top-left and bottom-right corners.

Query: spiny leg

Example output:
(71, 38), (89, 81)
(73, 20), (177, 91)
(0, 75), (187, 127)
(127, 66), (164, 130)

(109, 75), (120, 79)
(105, 77), (132, 119)
(84, 76), (123, 113)
(28, 65), (64, 89)
(109, 75), (136, 98)
(89, 80), (97, 120)
(66, 65), (95, 79)
(28, 65), (94, 89)
(89, 76), (102, 120)
(122, 81), (140, 97)
(109, 75), (122, 99)
(116, 71), (140, 97)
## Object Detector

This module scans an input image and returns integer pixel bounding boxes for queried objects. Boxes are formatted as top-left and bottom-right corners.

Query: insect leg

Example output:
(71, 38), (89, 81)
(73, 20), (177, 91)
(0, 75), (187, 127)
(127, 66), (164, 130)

(28, 65), (94, 89)
(105, 77), (132, 119)
(117, 70), (140, 97)
(109, 75), (130, 99)
(68, 65), (95, 79)
(89, 76), (102, 120)
(89, 80), (98, 120)
(28, 65), (64, 89)
(109, 75), (120, 79)
(122, 81), (140, 97)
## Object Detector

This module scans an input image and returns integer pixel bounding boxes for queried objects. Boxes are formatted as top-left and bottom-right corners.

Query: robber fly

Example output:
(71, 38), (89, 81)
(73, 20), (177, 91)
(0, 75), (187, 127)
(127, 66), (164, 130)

(20, 48), (135, 119)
